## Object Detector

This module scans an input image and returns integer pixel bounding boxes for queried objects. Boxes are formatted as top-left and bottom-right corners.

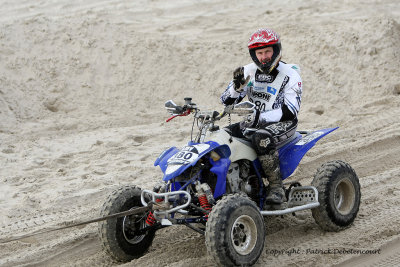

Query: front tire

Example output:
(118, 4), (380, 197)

(311, 160), (361, 231)
(205, 194), (265, 266)
(98, 186), (156, 262)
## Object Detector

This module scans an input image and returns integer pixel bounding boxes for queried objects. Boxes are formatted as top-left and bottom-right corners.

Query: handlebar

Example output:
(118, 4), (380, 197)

(165, 98), (255, 122)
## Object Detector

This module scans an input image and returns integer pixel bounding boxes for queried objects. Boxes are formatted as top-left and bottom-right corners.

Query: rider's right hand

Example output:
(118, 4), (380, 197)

(239, 109), (260, 129)
(233, 67), (250, 93)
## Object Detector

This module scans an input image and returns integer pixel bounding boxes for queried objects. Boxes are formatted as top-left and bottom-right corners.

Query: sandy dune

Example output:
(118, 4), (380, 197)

(0, 0), (400, 266)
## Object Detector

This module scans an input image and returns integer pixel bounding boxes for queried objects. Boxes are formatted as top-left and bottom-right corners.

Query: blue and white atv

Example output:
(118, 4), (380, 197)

(98, 98), (361, 266)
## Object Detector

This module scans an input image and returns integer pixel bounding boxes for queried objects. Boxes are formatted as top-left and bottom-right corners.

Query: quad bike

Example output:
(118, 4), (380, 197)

(98, 98), (361, 266)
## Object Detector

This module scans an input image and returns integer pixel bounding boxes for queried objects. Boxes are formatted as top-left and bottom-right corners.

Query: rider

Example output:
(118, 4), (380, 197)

(220, 28), (302, 205)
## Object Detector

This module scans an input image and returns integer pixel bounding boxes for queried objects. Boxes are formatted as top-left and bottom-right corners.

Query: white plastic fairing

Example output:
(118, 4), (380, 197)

(165, 164), (181, 175)
(204, 130), (257, 162)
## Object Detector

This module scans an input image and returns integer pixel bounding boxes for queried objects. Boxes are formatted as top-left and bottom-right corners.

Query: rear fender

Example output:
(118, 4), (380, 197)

(279, 127), (338, 180)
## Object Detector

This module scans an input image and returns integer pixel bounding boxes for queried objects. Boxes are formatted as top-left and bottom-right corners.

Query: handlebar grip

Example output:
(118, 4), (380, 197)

(212, 111), (219, 119)
(175, 106), (183, 114)
(214, 111), (227, 120)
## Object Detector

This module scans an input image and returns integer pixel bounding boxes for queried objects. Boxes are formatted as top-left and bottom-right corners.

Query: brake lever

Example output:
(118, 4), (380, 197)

(166, 108), (191, 122)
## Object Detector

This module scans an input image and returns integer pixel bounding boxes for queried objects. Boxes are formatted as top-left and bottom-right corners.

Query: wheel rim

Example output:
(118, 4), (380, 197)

(231, 215), (258, 255)
(334, 177), (356, 215)
(122, 209), (146, 244)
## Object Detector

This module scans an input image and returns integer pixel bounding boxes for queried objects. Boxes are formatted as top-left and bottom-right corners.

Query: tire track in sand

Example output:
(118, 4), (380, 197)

(338, 237), (400, 267)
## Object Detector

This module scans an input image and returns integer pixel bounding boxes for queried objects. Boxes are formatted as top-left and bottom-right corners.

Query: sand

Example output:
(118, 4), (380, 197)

(0, 0), (399, 266)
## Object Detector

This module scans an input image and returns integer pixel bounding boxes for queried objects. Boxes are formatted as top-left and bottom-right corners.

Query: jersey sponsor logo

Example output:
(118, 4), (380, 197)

(256, 73), (274, 82)
(250, 90), (271, 101)
(253, 84), (277, 96)
(272, 92), (284, 109)
(265, 121), (292, 135)
(259, 138), (271, 148)
(267, 86), (277, 95)
(254, 86), (265, 91)
(279, 76), (289, 91)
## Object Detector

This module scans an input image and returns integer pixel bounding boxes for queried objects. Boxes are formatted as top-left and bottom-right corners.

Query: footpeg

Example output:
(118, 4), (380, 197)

(288, 186), (318, 207)
(260, 186), (320, 216)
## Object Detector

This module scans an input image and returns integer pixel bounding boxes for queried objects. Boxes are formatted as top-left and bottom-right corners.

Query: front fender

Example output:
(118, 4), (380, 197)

(154, 146), (179, 173)
(155, 141), (231, 182)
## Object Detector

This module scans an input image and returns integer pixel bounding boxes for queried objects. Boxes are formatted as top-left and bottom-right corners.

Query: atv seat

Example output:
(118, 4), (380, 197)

(224, 126), (300, 150)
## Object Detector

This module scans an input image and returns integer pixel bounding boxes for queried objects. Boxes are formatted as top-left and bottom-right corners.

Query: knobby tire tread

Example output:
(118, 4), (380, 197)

(311, 160), (361, 232)
(98, 185), (154, 262)
(205, 194), (265, 266)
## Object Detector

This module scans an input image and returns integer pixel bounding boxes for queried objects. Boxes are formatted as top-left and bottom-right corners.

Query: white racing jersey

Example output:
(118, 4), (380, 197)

(221, 61), (302, 123)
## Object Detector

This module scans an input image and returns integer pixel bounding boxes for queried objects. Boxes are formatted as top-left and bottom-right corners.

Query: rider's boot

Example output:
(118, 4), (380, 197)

(259, 151), (287, 204)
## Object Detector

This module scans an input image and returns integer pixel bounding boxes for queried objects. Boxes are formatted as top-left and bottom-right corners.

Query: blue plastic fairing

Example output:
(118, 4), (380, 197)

(279, 127), (338, 180)
(210, 157), (231, 198)
(169, 181), (182, 191)
(154, 146), (179, 173)
(158, 141), (231, 182)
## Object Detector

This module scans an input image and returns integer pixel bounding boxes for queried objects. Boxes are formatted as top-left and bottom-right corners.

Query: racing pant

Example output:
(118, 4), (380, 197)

(252, 119), (298, 204)
(252, 119), (298, 155)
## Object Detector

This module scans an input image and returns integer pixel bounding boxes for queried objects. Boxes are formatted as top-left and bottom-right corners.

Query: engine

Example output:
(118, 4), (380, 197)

(226, 160), (259, 198)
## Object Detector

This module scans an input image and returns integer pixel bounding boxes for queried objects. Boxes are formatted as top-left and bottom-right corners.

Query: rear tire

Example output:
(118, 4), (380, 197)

(311, 160), (361, 231)
(98, 186), (156, 262)
(205, 194), (265, 266)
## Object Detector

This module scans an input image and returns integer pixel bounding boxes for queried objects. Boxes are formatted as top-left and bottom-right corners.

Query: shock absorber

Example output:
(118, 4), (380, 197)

(146, 197), (163, 226)
(198, 193), (212, 217)
(196, 182), (214, 217)
(145, 211), (156, 226)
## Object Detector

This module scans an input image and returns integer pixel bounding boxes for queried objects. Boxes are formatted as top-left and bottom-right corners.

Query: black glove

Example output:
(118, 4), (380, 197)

(233, 67), (250, 93)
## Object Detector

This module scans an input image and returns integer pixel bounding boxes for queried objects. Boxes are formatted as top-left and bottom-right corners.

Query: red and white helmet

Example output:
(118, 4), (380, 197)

(248, 28), (282, 74)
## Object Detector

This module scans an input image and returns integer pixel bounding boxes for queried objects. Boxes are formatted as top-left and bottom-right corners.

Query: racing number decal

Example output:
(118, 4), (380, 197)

(249, 98), (266, 112)
(169, 148), (196, 165)
(175, 151), (193, 161)
(167, 144), (210, 166)
(254, 101), (266, 112)
(248, 86), (277, 112)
